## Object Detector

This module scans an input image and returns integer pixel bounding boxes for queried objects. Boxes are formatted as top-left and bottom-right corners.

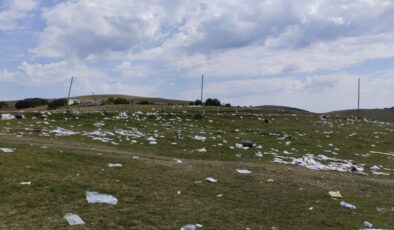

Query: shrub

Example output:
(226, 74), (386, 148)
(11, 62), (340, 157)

(15, 98), (48, 109)
(48, 98), (67, 109)
(137, 101), (151, 105)
(190, 99), (202, 105)
(0, 102), (8, 109)
(105, 97), (115, 105)
(225, 103), (231, 107)
(204, 98), (221, 106)
(113, 97), (130, 105)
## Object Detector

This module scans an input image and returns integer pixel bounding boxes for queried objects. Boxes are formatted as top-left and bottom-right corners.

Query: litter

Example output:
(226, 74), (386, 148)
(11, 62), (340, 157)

(273, 154), (365, 174)
(242, 140), (254, 148)
(267, 179), (275, 182)
(86, 191), (118, 205)
(328, 191), (342, 198)
(0, 113), (15, 120)
(50, 127), (79, 136)
(370, 165), (390, 176)
(20, 181), (31, 185)
(236, 169), (252, 174)
(340, 201), (356, 210)
(197, 147), (207, 152)
(193, 135), (206, 141)
(175, 159), (183, 164)
(180, 224), (203, 230)
(107, 163), (123, 168)
(64, 213), (85, 226)
(217, 194), (223, 197)
(206, 177), (218, 183)
(363, 221), (373, 229)
(0, 148), (15, 153)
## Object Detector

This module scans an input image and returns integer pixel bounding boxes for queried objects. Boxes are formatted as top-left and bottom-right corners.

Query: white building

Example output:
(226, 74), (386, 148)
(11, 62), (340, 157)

(68, 98), (81, 105)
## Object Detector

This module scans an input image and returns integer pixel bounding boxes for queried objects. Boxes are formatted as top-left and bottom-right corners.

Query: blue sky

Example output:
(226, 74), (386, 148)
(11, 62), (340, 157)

(1, 0), (394, 112)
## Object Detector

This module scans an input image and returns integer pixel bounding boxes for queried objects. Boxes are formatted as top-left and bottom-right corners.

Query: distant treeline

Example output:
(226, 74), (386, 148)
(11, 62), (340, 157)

(15, 98), (48, 109)
(5, 96), (231, 110)
(0, 101), (8, 109)
(190, 98), (231, 107)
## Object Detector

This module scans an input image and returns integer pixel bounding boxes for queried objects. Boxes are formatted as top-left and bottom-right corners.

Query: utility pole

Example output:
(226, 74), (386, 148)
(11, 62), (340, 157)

(200, 74), (204, 105)
(357, 78), (360, 119)
(66, 76), (74, 112)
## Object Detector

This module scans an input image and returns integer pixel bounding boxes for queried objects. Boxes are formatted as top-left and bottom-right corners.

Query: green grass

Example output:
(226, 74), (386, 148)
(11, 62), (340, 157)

(1, 106), (393, 229)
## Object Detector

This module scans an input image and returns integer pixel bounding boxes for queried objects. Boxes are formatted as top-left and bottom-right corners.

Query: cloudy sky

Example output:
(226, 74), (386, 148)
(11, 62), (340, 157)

(1, 0), (394, 112)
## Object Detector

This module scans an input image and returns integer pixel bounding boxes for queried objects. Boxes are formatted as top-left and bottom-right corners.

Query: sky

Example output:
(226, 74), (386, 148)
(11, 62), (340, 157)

(1, 0), (394, 112)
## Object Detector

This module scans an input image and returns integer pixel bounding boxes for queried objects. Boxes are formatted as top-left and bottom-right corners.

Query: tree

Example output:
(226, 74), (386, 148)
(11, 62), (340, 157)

(204, 98), (221, 106)
(48, 98), (67, 109)
(15, 98), (48, 109)
(104, 97), (115, 105)
(190, 99), (202, 105)
(113, 97), (130, 105)
(0, 102), (8, 109)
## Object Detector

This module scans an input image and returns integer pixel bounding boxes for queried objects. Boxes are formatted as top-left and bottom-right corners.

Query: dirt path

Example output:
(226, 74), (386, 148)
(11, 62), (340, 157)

(2, 134), (394, 189)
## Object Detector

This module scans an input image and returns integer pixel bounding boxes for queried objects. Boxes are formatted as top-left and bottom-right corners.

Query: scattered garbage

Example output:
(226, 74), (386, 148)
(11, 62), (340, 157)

(267, 179), (275, 182)
(50, 127), (79, 136)
(193, 135), (206, 141)
(0, 148), (15, 153)
(64, 213), (85, 226)
(206, 177), (218, 183)
(107, 163), (123, 168)
(328, 191), (342, 198)
(197, 147), (207, 152)
(180, 224), (202, 230)
(370, 165), (390, 176)
(363, 221), (373, 229)
(236, 169), (252, 174)
(86, 191), (118, 205)
(273, 154), (365, 174)
(242, 140), (254, 148)
(175, 159), (183, 164)
(20, 181), (31, 185)
(0, 113), (16, 120)
(340, 201), (356, 210)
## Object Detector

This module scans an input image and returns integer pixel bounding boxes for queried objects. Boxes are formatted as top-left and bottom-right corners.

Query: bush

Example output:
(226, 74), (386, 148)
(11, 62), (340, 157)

(0, 102), (8, 109)
(15, 98), (48, 109)
(48, 98), (67, 109)
(137, 101), (151, 105)
(204, 98), (221, 106)
(225, 103), (231, 107)
(113, 97), (130, 105)
(190, 99), (203, 105)
(104, 97), (115, 105)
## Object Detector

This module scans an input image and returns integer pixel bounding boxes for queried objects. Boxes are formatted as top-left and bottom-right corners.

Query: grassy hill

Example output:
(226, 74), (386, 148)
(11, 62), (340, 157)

(76, 94), (191, 105)
(0, 94), (191, 112)
(329, 108), (394, 122)
(254, 105), (310, 113)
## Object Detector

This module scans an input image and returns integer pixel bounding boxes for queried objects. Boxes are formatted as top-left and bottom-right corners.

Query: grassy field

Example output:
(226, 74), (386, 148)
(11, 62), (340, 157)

(1, 105), (393, 229)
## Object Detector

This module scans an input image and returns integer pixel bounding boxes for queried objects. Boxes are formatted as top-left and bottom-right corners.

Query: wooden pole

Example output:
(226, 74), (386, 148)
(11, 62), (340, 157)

(201, 74), (204, 105)
(357, 78), (360, 119)
(66, 76), (74, 111)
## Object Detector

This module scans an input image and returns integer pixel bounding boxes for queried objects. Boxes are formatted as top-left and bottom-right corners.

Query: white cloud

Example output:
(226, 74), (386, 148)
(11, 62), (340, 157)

(0, 0), (38, 31)
(2, 0), (394, 112)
